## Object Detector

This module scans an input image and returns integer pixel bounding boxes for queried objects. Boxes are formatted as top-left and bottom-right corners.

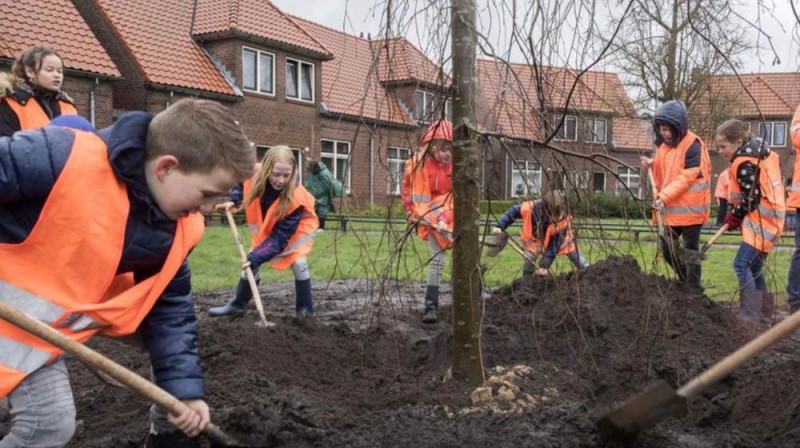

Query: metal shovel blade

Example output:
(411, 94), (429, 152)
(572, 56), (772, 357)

(597, 380), (687, 436)
(678, 247), (707, 265)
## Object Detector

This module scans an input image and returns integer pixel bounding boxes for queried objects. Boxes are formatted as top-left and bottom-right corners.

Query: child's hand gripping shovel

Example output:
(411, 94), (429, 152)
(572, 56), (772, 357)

(597, 304), (800, 437)
(219, 205), (275, 328)
(679, 223), (729, 265)
(0, 300), (257, 447)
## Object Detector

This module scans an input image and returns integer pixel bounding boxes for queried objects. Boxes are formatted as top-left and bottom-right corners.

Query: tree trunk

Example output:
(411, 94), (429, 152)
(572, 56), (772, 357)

(450, 0), (484, 387)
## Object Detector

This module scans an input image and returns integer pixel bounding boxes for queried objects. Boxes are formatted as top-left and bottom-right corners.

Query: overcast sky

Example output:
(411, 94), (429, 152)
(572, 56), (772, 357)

(272, 0), (800, 73)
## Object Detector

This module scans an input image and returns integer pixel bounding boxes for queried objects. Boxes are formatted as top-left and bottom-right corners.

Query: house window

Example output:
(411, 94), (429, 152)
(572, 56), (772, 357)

(286, 58), (314, 102)
(321, 139), (350, 192)
(511, 161), (542, 198)
(759, 121), (786, 147)
(387, 147), (411, 195)
(593, 172), (606, 192)
(584, 117), (607, 143)
(414, 90), (434, 123)
(616, 166), (641, 197)
(445, 99), (453, 121)
(553, 115), (577, 141)
(242, 47), (275, 95)
(572, 171), (589, 190)
(255, 145), (302, 183)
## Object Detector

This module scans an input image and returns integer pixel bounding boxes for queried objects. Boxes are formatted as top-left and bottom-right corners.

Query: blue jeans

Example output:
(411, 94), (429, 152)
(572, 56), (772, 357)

(788, 210), (800, 306)
(733, 242), (768, 292)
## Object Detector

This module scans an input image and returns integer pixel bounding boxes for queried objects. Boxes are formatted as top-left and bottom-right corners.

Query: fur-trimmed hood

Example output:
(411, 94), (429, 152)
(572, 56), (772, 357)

(0, 73), (74, 105)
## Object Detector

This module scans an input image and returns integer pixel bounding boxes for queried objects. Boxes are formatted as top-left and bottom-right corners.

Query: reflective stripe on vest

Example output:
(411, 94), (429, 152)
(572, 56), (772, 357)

(271, 230), (318, 262)
(662, 204), (711, 215)
(653, 130), (711, 226)
(743, 218), (780, 243)
(403, 155), (453, 247)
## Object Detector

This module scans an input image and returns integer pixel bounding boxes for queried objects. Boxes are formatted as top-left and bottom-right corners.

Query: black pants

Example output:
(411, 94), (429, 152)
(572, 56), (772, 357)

(716, 199), (728, 226)
(318, 215), (326, 230)
(661, 224), (702, 288)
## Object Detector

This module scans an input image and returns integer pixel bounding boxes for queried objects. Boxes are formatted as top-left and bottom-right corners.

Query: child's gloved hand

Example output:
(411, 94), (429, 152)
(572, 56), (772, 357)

(437, 220), (449, 232)
(536, 267), (549, 276)
(491, 227), (503, 236)
(724, 213), (743, 231)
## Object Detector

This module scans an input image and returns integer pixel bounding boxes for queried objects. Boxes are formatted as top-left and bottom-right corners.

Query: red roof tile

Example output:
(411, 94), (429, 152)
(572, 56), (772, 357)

(0, 0), (119, 77)
(374, 38), (450, 87)
(289, 16), (414, 126)
(477, 60), (649, 150)
(706, 73), (800, 117)
(96, 0), (235, 95)
(193, 0), (332, 59)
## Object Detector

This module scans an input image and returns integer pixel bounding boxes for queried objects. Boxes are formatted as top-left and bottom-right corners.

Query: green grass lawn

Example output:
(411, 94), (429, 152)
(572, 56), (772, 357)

(189, 222), (794, 304)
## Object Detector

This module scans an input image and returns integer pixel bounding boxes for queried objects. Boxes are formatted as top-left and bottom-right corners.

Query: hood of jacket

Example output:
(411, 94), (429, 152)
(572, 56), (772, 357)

(653, 100), (689, 147)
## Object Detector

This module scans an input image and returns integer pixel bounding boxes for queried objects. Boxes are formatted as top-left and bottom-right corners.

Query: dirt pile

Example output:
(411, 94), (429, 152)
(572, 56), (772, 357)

(61, 256), (800, 447)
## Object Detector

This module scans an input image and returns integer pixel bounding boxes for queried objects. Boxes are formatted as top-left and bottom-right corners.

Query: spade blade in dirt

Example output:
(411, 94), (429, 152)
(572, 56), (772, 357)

(679, 224), (728, 266)
(484, 232), (509, 257)
(597, 381), (687, 436)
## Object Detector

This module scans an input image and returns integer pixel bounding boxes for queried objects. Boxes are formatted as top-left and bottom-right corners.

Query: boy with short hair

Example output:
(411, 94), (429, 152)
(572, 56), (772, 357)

(0, 98), (255, 448)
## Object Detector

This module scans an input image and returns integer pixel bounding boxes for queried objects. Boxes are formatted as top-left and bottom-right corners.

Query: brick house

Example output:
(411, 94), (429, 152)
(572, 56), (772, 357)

(0, 0), (119, 129)
(475, 60), (651, 199)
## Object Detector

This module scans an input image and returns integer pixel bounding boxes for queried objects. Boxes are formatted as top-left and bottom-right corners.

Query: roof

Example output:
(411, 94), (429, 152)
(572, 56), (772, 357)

(0, 0), (119, 78)
(289, 16), (415, 126)
(705, 73), (800, 117)
(374, 37), (450, 87)
(96, 0), (236, 95)
(476, 59), (650, 150)
(192, 0), (332, 60)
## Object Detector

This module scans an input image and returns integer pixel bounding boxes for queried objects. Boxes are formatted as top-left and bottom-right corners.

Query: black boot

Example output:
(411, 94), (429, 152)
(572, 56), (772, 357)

(422, 285), (439, 323)
(295, 279), (313, 317)
(208, 277), (254, 317)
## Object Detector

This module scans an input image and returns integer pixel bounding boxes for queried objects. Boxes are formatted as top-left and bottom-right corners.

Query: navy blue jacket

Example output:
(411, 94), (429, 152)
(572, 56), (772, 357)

(0, 112), (204, 399)
(653, 100), (701, 170)
(230, 183), (303, 269)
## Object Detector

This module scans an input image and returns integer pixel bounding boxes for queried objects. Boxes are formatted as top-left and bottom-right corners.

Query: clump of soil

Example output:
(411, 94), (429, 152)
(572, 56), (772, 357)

(61, 256), (800, 447)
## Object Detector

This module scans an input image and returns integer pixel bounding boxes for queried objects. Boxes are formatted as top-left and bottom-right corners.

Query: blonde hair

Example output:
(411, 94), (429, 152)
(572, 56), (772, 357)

(245, 145), (297, 220)
(146, 98), (255, 181)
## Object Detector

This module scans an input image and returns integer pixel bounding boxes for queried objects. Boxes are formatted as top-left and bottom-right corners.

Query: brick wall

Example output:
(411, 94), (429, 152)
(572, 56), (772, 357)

(62, 75), (115, 128)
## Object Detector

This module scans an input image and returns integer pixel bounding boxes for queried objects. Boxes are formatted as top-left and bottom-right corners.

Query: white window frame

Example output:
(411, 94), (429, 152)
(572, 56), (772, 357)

(444, 99), (453, 121)
(510, 160), (542, 198)
(414, 90), (434, 123)
(572, 170), (589, 190)
(286, 57), (315, 103)
(584, 117), (607, 143)
(386, 147), (411, 195)
(616, 165), (641, 197)
(321, 139), (351, 192)
(242, 47), (275, 96)
(592, 171), (606, 193)
(759, 121), (787, 147)
(553, 115), (577, 141)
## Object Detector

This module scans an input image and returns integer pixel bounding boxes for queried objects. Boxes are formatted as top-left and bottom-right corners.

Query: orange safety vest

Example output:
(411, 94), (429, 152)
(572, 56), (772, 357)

(3, 96), (78, 131)
(520, 201), (576, 256)
(652, 130), (711, 226)
(243, 179), (318, 270)
(402, 155), (453, 249)
(0, 130), (204, 398)
(788, 104), (800, 208)
(729, 151), (786, 253)
(714, 168), (730, 201)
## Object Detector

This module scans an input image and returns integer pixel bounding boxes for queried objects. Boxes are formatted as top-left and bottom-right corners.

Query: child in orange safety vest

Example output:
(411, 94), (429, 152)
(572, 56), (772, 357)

(0, 99), (255, 447)
(209, 146), (319, 318)
(788, 104), (800, 314)
(492, 191), (588, 276)
(715, 119), (785, 323)
(401, 120), (454, 324)
(0, 46), (78, 137)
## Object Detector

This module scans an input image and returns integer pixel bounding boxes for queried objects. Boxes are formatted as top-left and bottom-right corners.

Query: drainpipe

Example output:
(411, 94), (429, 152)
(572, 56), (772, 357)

(167, 90), (174, 108)
(89, 78), (98, 127)
(504, 150), (508, 199)
(369, 133), (374, 204)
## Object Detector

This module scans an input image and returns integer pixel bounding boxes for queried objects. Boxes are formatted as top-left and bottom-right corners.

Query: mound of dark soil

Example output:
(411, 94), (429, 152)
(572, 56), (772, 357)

(61, 256), (800, 447)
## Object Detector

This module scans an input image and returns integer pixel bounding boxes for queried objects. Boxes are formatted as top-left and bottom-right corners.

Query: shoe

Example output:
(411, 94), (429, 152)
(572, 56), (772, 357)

(144, 431), (199, 448)
(295, 279), (314, 317)
(422, 308), (438, 324)
(208, 277), (252, 317)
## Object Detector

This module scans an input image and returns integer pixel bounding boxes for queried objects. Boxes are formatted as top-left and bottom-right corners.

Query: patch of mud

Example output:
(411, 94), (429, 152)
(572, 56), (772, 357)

(57, 256), (800, 447)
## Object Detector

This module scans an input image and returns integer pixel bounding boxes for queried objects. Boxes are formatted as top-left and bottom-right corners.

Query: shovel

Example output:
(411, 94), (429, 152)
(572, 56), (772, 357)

(0, 300), (250, 447)
(598, 304), (800, 436)
(223, 209), (274, 328)
(680, 224), (729, 265)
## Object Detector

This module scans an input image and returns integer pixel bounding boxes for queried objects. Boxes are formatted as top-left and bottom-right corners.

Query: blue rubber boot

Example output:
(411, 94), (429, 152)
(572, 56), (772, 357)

(295, 279), (314, 317)
(208, 277), (253, 317)
(422, 285), (439, 323)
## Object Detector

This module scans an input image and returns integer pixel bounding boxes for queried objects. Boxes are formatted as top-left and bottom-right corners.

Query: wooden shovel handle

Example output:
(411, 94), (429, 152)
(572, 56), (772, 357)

(224, 210), (272, 327)
(700, 223), (728, 253)
(0, 301), (239, 445)
(678, 307), (800, 398)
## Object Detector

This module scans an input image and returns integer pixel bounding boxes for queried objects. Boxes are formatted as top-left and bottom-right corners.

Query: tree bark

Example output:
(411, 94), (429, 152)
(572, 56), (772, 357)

(450, 0), (484, 387)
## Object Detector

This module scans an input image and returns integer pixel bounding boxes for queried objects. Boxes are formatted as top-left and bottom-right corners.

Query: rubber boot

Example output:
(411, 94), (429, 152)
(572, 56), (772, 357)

(208, 277), (253, 317)
(761, 291), (775, 324)
(738, 289), (763, 322)
(295, 279), (314, 317)
(422, 285), (439, 323)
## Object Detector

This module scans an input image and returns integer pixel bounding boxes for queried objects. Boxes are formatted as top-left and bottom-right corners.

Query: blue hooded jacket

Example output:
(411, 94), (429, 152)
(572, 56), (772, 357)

(0, 113), (205, 399)
(653, 100), (701, 169)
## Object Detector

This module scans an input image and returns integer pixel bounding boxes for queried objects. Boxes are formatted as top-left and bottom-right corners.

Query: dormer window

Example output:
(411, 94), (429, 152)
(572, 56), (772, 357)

(242, 47), (275, 96)
(286, 58), (314, 102)
(553, 115), (577, 141)
(414, 90), (434, 123)
(585, 117), (607, 143)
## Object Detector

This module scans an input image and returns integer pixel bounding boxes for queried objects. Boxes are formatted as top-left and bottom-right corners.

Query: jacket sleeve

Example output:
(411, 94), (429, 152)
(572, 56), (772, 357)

(138, 260), (205, 400)
(0, 127), (72, 204)
(229, 182), (244, 205)
(0, 101), (20, 138)
(321, 164), (345, 198)
(246, 206), (304, 269)
(401, 159), (415, 217)
(658, 140), (702, 203)
(496, 204), (522, 230)
(731, 161), (760, 218)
